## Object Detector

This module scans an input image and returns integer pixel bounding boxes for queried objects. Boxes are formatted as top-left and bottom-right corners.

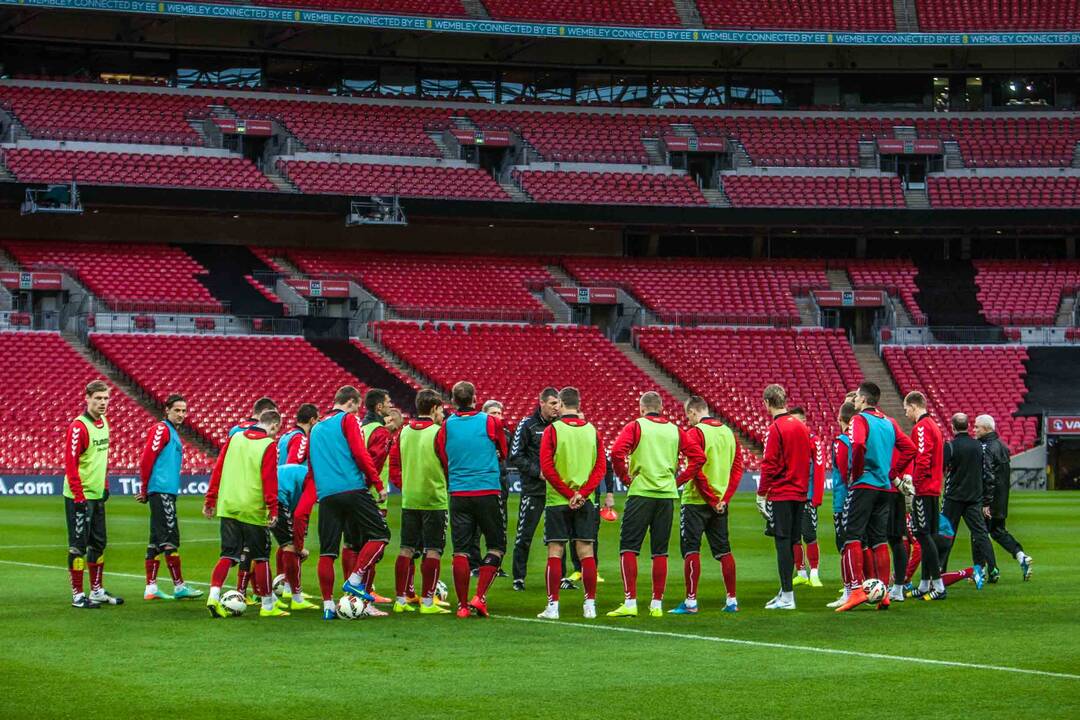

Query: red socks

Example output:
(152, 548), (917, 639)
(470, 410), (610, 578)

(806, 542), (819, 571)
(546, 557), (562, 602)
(341, 547), (358, 582)
(793, 543), (804, 571)
(452, 555), (471, 607)
(88, 561), (103, 592)
(862, 547), (876, 580)
(394, 555), (412, 599)
(720, 552), (737, 598)
(651, 556), (667, 602)
(420, 557), (440, 599)
(872, 544), (891, 584)
(620, 552), (638, 600)
(69, 560), (84, 596)
(211, 557), (233, 588)
(164, 554), (183, 585)
(906, 540), (922, 584)
(684, 553), (700, 601)
(351, 541), (387, 580)
(145, 558), (160, 585)
(580, 555), (597, 600)
(275, 547), (285, 579)
(236, 567), (249, 593)
(842, 542), (865, 589)
(405, 558), (417, 597)
(283, 552), (301, 594)
(317, 555), (336, 602)
(942, 567), (973, 587)
(476, 563), (498, 603)
(252, 560), (271, 597)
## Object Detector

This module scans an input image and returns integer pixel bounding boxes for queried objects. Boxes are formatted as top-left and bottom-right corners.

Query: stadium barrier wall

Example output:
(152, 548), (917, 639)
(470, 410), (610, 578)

(3, 0), (1080, 46)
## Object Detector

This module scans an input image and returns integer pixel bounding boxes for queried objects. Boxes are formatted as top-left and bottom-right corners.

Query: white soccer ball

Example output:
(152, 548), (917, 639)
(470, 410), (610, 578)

(272, 574), (287, 598)
(435, 580), (448, 602)
(862, 578), (887, 604)
(337, 595), (363, 620)
(220, 590), (247, 616)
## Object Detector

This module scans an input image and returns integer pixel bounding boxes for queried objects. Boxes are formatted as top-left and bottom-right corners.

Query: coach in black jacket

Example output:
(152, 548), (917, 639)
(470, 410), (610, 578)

(941, 413), (996, 573)
(976, 414), (1032, 580)
(509, 387), (560, 589)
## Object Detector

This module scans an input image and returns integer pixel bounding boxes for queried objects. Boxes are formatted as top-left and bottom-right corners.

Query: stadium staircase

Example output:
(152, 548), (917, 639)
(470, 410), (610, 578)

(182, 244), (284, 317)
(426, 130), (457, 160)
(461, 0), (490, 18)
(0, 153), (13, 183)
(913, 259), (1001, 341)
(185, 118), (214, 148)
(1072, 142), (1080, 168)
(673, 0), (704, 27)
(892, 0), (920, 31)
(1018, 348), (1080, 414)
(943, 141), (965, 169)
(700, 186), (731, 207)
(60, 329), (220, 459)
(642, 138), (668, 166)
(0, 108), (31, 143)
(618, 340), (763, 453)
(499, 176), (533, 202)
(310, 338), (418, 412)
(853, 344), (912, 431)
(355, 335), (438, 390)
(826, 268), (853, 290)
(904, 186), (930, 208)
(858, 141), (879, 169)
(1056, 294), (1077, 326)
(264, 161), (301, 193)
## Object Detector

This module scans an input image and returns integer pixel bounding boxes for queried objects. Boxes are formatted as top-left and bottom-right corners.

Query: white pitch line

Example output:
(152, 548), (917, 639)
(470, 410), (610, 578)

(494, 615), (1080, 681)
(3, 558), (1076, 682)
(0, 538), (218, 550)
(0, 559), (210, 586)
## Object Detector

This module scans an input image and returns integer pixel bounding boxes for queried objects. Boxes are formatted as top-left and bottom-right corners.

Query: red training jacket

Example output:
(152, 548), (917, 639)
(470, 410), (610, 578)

(758, 412), (812, 502)
(910, 412), (944, 496)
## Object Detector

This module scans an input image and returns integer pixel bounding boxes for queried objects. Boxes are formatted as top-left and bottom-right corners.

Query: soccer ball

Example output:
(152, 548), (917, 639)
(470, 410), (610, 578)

(337, 595), (363, 620)
(434, 580), (448, 602)
(272, 574), (286, 598)
(220, 590), (247, 616)
(861, 578), (887, 604)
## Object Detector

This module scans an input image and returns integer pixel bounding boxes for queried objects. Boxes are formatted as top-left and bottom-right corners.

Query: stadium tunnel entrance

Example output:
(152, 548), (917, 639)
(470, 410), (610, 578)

(1048, 437), (1080, 491)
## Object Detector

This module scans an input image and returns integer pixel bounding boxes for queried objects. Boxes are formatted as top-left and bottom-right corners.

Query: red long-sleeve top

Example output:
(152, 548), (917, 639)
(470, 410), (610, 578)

(833, 435), (851, 486)
(685, 418), (743, 507)
(284, 429), (308, 465)
(758, 412), (812, 502)
(204, 427), (279, 520)
(809, 430), (827, 507)
(910, 413), (945, 496)
(609, 413), (705, 489)
(850, 408), (917, 488)
(433, 411), (508, 496)
(63, 415), (100, 503)
(365, 423), (394, 476)
(538, 415), (606, 500)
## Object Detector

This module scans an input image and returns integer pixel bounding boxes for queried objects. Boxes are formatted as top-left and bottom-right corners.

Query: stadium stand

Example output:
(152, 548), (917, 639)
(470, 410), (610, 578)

(280, 160), (510, 200)
(974, 259), (1080, 326)
(927, 176), (1080, 208)
(2, 241), (223, 313)
(693, 116), (895, 167)
(915, 0), (1080, 30)
(843, 260), (928, 325)
(89, 333), (365, 448)
(561, 257), (827, 325)
(636, 326), (863, 452)
(482, 0), (681, 26)
(722, 176), (906, 208)
(0, 85), (212, 146)
(913, 117), (1080, 168)
(882, 345), (1038, 453)
(1, 148), (276, 191)
(278, 249), (553, 320)
(0, 331), (212, 474)
(226, 97), (448, 156)
(514, 169), (707, 206)
(373, 321), (679, 443)
(696, 0), (896, 30)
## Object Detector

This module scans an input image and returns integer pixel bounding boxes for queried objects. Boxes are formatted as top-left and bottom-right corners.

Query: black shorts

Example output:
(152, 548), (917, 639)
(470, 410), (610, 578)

(619, 495), (674, 557)
(271, 505), (295, 547)
(401, 508), (448, 554)
(65, 497), (107, 556)
(911, 495), (940, 536)
(450, 494), (506, 555)
(841, 486), (890, 546)
(800, 503), (819, 543)
(544, 502), (598, 544)
(148, 493), (180, 552)
(769, 499), (803, 542)
(220, 517), (270, 562)
(887, 492), (907, 540)
(679, 503), (731, 559)
(318, 489), (391, 558)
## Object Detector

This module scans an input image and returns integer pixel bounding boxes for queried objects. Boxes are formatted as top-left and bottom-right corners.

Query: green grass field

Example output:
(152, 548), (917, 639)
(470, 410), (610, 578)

(2, 493), (1078, 719)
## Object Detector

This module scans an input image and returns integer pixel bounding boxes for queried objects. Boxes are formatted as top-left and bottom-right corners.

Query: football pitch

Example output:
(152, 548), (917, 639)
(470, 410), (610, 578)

(2, 493), (1078, 719)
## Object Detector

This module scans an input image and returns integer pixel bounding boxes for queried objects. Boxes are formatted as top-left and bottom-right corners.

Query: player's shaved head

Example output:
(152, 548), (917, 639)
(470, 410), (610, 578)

(639, 391), (663, 413)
